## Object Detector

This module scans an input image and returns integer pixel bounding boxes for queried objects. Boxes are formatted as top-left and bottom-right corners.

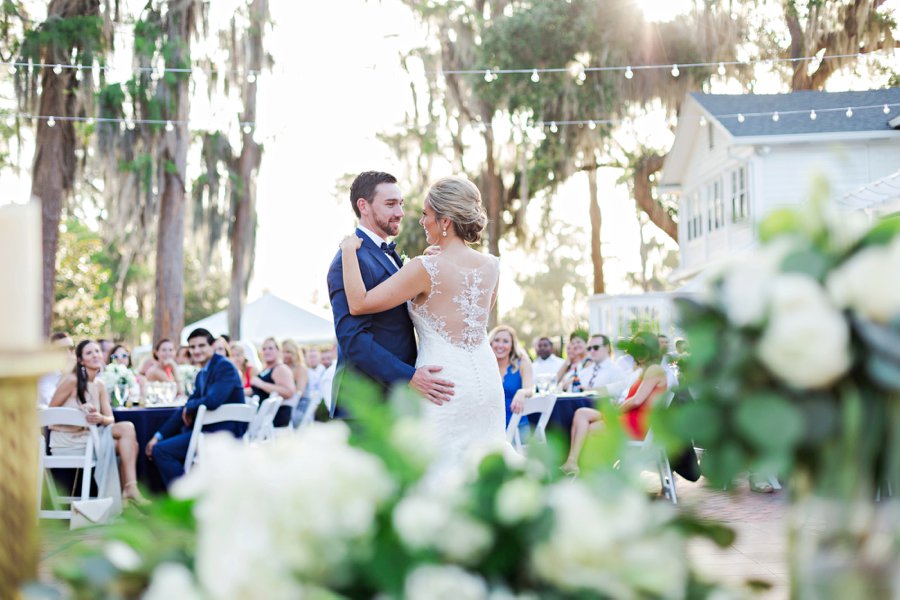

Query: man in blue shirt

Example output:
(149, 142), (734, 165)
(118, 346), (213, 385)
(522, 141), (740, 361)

(145, 328), (245, 488)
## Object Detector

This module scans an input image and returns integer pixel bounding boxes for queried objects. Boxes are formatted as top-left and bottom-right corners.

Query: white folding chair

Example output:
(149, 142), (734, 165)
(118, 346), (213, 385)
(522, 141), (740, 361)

(183, 403), (257, 474)
(247, 397), (282, 443)
(506, 394), (558, 453)
(625, 390), (678, 504)
(37, 407), (100, 520)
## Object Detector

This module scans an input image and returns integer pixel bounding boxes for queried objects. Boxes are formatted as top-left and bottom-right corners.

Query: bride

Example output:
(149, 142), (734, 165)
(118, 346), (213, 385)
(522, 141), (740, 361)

(341, 176), (506, 467)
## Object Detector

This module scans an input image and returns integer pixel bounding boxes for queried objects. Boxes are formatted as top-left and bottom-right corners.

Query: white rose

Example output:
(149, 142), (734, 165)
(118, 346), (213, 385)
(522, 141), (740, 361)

(720, 240), (793, 327)
(104, 540), (142, 572)
(143, 563), (204, 600)
(436, 513), (493, 563)
(393, 494), (451, 550)
(828, 237), (900, 323)
(404, 565), (488, 600)
(758, 275), (852, 389)
(391, 416), (438, 468)
(495, 477), (543, 525)
(823, 205), (871, 252)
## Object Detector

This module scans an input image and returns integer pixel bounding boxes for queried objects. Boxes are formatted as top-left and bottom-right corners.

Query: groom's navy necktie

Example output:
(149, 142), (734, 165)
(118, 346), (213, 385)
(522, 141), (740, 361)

(380, 241), (403, 268)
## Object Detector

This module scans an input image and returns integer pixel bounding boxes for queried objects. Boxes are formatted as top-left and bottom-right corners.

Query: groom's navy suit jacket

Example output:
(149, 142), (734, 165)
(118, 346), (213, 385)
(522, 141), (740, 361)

(327, 228), (417, 405)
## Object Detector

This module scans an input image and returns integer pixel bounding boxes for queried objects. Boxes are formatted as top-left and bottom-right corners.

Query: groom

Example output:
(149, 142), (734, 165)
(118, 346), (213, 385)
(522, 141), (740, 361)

(326, 170), (454, 413)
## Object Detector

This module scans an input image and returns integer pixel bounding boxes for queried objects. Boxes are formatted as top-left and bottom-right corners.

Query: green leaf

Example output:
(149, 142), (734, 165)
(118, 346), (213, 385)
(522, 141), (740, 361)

(669, 401), (722, 447)
(759, 208), (805, 242)
(859, 214), (900, 248)
(867, 354), (900, 391)
(781, 248), (832, 280)
(735, 392), (805, 452)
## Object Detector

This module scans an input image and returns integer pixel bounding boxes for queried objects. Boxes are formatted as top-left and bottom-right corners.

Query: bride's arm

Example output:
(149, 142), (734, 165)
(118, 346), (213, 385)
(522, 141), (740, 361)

(341, 236), (429, 315)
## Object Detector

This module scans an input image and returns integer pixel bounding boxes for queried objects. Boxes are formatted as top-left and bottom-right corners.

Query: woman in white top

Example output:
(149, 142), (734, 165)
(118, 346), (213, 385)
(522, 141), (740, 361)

(49, 340), (146, 504)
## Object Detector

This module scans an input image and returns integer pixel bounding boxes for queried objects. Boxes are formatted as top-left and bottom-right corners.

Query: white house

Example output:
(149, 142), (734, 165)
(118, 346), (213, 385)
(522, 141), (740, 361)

(588, 88), (900, 338)
(662, 88), (900, 281)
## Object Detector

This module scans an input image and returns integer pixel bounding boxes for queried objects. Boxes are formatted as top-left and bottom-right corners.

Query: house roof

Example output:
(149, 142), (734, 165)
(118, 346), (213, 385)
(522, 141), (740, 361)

(692, 88), (900, 137)
(660, 88), (900, 188)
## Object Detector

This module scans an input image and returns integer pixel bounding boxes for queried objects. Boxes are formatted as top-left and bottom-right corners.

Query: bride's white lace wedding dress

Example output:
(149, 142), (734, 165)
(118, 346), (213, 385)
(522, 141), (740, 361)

(408, 252), (507, 470)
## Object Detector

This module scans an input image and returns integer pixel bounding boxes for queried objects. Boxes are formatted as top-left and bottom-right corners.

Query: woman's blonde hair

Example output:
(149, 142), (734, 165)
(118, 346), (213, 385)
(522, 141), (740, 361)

(489, 324), (522, 373)
(425, 176), (488, 244)
(282, 339), (306, 367)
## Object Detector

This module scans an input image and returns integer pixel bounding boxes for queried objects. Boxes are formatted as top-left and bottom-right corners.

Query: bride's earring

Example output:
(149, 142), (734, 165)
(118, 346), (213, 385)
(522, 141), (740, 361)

(442, 228), (447, 237)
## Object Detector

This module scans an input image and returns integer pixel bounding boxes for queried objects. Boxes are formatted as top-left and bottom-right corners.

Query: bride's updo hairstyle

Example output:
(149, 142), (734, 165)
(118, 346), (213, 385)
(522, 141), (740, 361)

(425, 176), (488, 244)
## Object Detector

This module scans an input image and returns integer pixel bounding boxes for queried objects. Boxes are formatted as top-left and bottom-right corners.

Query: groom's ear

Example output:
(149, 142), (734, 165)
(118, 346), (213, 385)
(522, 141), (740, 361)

(356, 197), (369, 217)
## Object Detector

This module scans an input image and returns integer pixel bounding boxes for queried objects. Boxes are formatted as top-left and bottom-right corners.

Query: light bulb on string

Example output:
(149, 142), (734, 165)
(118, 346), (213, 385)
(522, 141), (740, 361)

(483, 69), (493, 82)
(885, 104), (891, 115)
(737, 113), (745, 123)
(530, 69), (539, 83)
(717, 62), (726, 76)
(845, 107), (853, 118)
(549, 121), (558, 133)
(165, 120), (174, 132)
(126, 118), (135, 130)
(671, 64), (680, 77)
(577, 70), (586, 83)
(548, 171), (555, 181)
(47, 117), (56, 127)
(53, 64), (62, 75)
(7, 64), (15, 75)
(242, 123), (252, 134)
(624, 66), (633, 79)
(85, 117), (95, 126)
(810, 110), (817, 120)
(772, 112), (780, 122)
(74, 68), (83, 81)
(699, 115), (707, 127)
(588, 120), (596, 130)
(247, 71), (257, 83)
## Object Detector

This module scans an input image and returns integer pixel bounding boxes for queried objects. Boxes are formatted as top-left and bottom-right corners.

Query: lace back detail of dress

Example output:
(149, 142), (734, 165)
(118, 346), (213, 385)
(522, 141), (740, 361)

(411, 253), (499, 352)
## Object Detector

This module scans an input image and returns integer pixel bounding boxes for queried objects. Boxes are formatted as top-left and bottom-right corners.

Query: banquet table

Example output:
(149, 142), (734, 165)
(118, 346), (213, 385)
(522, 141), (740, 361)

(543, 393), (599, 435)
(113, 405), (181, 493)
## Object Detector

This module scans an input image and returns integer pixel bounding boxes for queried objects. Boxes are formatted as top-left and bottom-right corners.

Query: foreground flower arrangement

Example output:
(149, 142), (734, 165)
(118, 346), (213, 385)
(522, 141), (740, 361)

(666, 187), (900, 596)
(48, 382), (747, 599)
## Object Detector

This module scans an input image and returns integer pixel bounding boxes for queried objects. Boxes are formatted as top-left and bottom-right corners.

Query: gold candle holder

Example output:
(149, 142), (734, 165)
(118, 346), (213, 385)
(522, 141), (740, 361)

(0, 349), (65, 599)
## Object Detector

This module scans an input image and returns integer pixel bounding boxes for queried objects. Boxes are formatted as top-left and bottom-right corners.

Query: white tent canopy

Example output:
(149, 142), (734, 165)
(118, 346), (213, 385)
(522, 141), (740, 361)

(181, 292), (335, 345)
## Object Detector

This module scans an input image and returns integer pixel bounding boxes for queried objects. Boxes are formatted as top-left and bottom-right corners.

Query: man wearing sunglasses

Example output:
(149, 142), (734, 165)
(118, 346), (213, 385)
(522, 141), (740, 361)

(581, 334), (633, 399)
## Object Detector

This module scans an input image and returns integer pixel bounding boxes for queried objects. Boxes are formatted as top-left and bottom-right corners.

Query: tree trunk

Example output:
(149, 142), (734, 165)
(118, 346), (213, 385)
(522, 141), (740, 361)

(587, 167), (605, 295)
(481, 126), (502, 328)
(29, 0), (93, 336)
(228, 0), (266, 339)
(153, 1), (195, 343)
(633, 153), (678, 242)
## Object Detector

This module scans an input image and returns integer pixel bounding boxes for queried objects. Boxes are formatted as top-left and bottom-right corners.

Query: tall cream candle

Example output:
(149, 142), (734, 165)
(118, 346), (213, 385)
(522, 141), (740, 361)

(0, 201), (42, 350)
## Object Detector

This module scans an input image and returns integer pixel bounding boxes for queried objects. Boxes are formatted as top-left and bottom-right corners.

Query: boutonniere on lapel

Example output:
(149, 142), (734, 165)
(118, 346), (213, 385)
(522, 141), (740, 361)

(399, 252), (409, 263)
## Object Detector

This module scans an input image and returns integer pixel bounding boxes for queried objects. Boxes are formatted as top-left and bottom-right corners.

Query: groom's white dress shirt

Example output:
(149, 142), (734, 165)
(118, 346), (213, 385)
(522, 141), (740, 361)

(358, 225), (398, 272)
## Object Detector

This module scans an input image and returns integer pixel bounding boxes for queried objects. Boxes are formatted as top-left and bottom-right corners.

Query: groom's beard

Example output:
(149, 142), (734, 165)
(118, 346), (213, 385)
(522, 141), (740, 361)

(374, 214), (402, 237)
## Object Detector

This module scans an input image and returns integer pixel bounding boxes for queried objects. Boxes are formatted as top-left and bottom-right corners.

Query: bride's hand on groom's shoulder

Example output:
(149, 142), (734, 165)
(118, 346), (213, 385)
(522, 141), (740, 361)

(340, 235), (362, 253)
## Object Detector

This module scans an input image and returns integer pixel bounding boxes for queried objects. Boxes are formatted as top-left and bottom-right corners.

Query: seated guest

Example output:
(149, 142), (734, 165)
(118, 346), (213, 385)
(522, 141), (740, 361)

(176, 345), (192, 365)
(282, 339), (311, 426)
(250, 338), (297, 427)
(305, 347), (326, 401)
(532, 336), (564, 380)
(49, 340), (146, 504)
(98, 338), (115, 364)
(229, 340), (260, 396)
(145, 328), (245, 489)
(580, 334), (631, 397)
(212, 336), (231, 359)
(143, 338), (184, 394)
(489, 325), (534, 441)
(38, 331), (75, 407)
(556, 331), (590, 391)
(108, 343), (133, 369)
(561, 332), (668, 475)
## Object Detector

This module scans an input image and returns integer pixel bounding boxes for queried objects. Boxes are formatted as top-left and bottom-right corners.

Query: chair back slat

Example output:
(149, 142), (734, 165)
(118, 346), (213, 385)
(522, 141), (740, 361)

(39, 407), (89, 428)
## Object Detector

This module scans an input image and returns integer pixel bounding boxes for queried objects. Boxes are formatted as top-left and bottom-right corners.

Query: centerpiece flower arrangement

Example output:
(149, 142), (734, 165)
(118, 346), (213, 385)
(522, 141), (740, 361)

(100, 363), (139, 406)
(176, 364), (200, 395)
(664, 182), (900, 596)
(45, 379), (750, 600)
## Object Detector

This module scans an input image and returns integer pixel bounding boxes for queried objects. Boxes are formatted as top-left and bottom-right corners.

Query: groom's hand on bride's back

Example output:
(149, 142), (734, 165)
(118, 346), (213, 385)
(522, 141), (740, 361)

(410, 365), (454, 405)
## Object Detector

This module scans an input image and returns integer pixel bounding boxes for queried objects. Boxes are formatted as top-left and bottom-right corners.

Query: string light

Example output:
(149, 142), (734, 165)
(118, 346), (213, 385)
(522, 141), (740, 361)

(549, 121), (558, 133)
(47, 117), (55, 127)
(588, 120), (596, 130)
(699, 115), (707, 127)
(483, 69), (493, 82)
(772, 112), (780, 122)
(530, 69), (539, 83)
(671, 64), (680, 77)
(624, 66), (633, 79)
(53, 64), (62, 75)
(165, 120), (174, 132)
(6, 64), (14, 75)
(810, 110), (817, 120)
(885, 104), (891, 114)
(846, 107), (853, 118)
(246, 71), (257, 83)
(242, 123), (252, 134)
(737, 113), (745, 123)
(717, 62), (726, 76)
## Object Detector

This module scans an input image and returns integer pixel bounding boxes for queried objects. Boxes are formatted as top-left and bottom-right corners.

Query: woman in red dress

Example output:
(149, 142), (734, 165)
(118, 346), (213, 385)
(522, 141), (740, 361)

(561, 332), (667, 476)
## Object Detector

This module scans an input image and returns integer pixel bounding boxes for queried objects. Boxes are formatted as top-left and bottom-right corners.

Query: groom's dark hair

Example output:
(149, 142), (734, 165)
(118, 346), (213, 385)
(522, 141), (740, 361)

(350, 171), (398, 218)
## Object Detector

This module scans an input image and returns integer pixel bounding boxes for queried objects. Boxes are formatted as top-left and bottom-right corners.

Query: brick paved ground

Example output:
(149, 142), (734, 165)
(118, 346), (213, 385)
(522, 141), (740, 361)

(670, 475), (791, 599)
